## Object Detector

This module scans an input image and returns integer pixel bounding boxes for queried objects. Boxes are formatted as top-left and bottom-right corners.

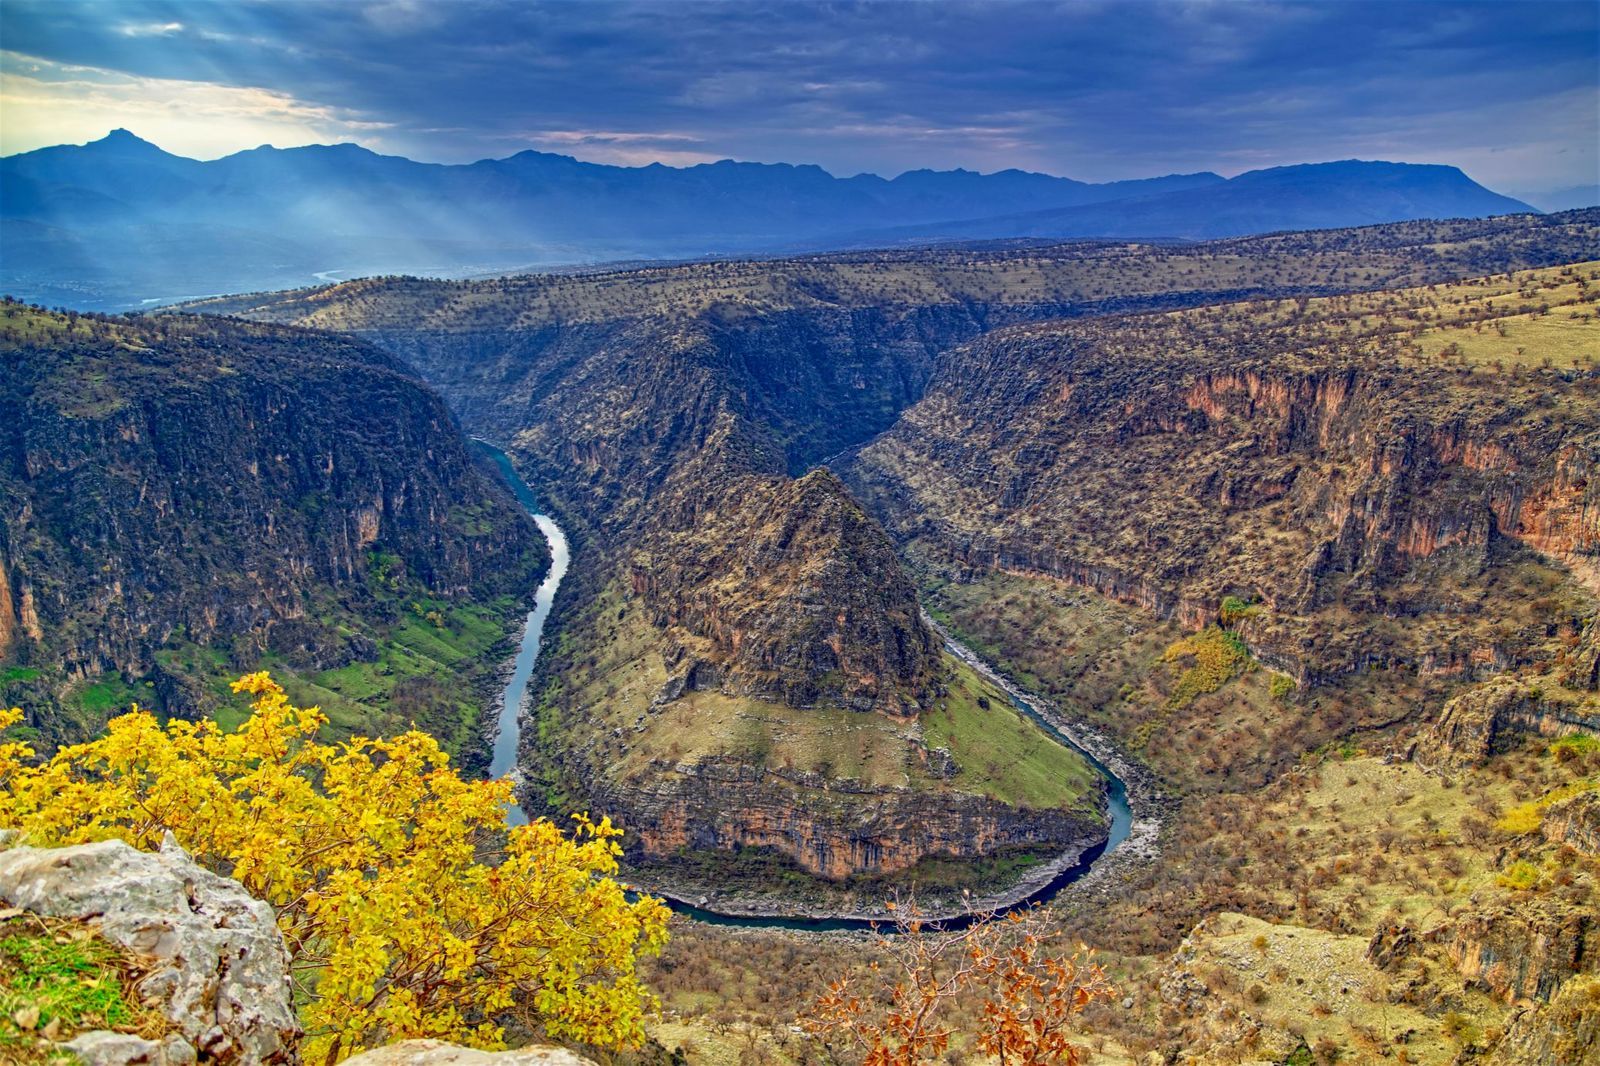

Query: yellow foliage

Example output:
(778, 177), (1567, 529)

(1162, 627), (1251, 709)
(0, 675), (669, 1063)
(1496, 860), (1541, 892)
(1495, 777), (1600, 837)
(0, 706), (33, 787)
(1496, 803), (1543, 836)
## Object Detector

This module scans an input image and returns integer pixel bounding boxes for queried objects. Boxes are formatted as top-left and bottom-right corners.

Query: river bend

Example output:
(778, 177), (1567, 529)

(479, 441), (1136, 929)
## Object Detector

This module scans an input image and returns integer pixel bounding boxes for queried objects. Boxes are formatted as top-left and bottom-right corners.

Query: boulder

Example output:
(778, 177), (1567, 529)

(63, 1030), (198, 1066)
(341, 1040), (599, 1065)
(0, 836), (300, 1064)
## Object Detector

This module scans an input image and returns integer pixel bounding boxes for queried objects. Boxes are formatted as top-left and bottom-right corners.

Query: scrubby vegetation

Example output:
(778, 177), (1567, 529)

(1161, 626), (1253, 711)
(191, 211), (1600, 338)
(803, 903), (1113, 1066)
(8, 212), (1600, 1064)
(2, 681), (1132, 1065)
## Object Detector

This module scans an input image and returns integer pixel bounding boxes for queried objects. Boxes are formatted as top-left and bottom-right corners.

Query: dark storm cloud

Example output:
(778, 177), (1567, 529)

(2, 0), (1595, 195)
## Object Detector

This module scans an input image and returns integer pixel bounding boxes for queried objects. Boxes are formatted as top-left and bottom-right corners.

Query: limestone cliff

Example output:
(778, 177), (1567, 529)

(843, 265), (1600, 734)
(1487, 975), (1600, 1065)
(571, 755), (1100, 881)
(1428, 675), (1600, 769)
(0, 305), (546, 747)
(1442, 892), (1597, 1005)
(0, 836), (300, 1064)
(1542, 789), (1600, 856)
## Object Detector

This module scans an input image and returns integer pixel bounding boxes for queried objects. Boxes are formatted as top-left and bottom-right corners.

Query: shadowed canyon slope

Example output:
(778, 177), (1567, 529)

(0, 304), (547, 757)
(199, 210), (1600, 890)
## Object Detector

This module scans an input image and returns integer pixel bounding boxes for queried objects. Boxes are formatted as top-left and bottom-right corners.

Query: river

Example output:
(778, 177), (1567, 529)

(477, 441), (1136, 929)
(477, 443), (570, 827)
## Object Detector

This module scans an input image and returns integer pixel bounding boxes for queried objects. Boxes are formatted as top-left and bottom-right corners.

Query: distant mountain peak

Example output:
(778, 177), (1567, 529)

(1231, 158), (1473, 183)
(89, 128), (163, 152)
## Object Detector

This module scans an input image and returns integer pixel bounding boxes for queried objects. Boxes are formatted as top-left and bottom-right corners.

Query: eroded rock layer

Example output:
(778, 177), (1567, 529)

(843, 267), (1600, 702)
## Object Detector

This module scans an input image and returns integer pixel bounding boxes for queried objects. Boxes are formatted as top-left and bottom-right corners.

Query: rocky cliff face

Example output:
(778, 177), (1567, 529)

(0, 305), (546, 745)
(1542, 789), (1600, 856)
(1488, 975), (1600, 1065)
(1443, 893), (1596, 1004)
(1428, 675), (1600, 768)
(843, 266), (1600, 710)
(571, 755), (1099, 881)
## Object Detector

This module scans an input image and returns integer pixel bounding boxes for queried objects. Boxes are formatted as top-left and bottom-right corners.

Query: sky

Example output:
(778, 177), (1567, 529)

(1, 0), (1596, 203)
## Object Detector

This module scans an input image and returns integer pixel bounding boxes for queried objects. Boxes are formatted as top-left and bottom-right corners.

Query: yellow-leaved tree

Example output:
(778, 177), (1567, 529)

(0, 674), (670, 1064)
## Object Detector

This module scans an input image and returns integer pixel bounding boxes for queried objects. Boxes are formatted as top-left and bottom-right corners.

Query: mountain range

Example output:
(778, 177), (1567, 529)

(1, 130), (1535, 310)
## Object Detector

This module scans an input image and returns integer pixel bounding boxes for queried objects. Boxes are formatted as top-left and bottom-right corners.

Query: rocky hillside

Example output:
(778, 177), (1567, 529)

(814, 262), (1600, 1061)
(629, 467), (939, 714)
(0, 302), (546, 757)
(844, 262), (1600, 785)
(194, 211), (1599, 888)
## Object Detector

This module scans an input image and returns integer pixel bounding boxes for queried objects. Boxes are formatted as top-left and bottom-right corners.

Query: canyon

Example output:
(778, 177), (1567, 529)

(194, 210), (1599, 894)
(3, 207), (1597, 1062)
(0, 304), (548, 759)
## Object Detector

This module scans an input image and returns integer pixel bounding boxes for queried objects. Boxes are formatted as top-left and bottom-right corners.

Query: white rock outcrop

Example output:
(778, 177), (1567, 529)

(341, 1041), (599, 1065)
(0, 835), (301, 1064)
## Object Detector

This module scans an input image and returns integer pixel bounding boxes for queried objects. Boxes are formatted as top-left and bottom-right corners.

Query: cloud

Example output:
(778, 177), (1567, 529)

(119, 21), (183, 38)
(0, 0), (1593, 190)
(508, 129), (720, 166)
(361, 0), (448, 35)
(0, 51), (391, 159)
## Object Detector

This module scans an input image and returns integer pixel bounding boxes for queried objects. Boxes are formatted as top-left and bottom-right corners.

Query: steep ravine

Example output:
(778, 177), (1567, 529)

(194, 217), (1600, 892)
(0, 308), (547, 752)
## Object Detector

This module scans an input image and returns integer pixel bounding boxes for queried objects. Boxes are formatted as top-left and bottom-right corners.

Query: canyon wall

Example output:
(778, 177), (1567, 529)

(0, 309), (546, 742)
(568, 754), (1103, 881)
(843, 287), (1600, 697)
(207, 216), (1600, 882)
